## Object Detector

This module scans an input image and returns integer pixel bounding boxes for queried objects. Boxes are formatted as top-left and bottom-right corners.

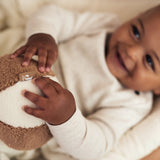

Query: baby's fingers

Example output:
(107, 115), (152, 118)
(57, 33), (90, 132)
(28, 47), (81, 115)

(34, 78), (58, 97)
(38, 48), (47, 72)
(22, 46), (37, 66)
(22, 90), (47, 109)
(23, 105), (44, 119)
(46, 50), (57, 72)
(11, 46), (27, 58)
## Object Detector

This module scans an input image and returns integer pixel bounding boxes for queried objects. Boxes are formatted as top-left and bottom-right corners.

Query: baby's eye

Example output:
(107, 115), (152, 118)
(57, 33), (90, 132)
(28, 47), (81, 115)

(146, 54), (154, 70)
(132, 25), (140, 40)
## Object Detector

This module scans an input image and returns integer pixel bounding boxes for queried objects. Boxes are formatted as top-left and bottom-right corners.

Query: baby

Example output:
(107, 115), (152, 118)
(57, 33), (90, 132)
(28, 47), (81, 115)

(11, 4), (160, 160)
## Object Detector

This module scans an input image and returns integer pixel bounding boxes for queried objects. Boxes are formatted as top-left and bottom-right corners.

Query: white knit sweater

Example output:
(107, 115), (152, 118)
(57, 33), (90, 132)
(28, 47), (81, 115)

(26, 5), (153, 160)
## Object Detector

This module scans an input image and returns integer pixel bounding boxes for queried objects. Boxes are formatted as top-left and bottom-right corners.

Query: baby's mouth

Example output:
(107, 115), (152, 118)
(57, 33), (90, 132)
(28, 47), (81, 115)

(116, 50), (128, 72)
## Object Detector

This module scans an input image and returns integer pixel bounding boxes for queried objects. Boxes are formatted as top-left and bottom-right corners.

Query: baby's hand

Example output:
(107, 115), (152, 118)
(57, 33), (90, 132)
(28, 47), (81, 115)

(11, 33), (58, 72)
(22, 77), (76, 125)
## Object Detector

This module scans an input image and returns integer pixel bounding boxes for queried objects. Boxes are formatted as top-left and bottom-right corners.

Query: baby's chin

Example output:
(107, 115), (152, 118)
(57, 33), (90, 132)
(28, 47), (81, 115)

(119, 78), (152, 93)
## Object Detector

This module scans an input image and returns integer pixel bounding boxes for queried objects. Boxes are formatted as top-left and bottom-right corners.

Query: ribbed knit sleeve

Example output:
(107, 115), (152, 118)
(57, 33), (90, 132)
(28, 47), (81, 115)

(26, 4), (119, 43)
(47, 107), (113, 160)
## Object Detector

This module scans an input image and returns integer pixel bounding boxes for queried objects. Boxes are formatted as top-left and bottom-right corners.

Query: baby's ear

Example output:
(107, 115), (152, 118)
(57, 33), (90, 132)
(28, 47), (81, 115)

(153, 88), (160, 95)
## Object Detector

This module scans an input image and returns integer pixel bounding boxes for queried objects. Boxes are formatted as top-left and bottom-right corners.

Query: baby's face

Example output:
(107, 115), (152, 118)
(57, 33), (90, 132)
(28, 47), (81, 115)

(106, 7), (160, 94)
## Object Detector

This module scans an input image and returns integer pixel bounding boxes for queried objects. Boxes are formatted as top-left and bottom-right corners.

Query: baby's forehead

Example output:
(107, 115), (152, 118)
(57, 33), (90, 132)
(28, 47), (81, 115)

(138, 7), (160, 31)
(141, 5), (160, 19)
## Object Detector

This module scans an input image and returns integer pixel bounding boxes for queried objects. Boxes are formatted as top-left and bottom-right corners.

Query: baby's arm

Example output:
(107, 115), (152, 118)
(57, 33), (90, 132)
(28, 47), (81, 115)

(12, 4), (118, 71)
(25, 4), (119, 43)
(12, 4), (118, 73)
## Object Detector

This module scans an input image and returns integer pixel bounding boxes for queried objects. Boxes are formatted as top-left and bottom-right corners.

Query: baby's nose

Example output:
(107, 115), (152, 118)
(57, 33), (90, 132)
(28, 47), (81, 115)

(127, 45), (144, 61)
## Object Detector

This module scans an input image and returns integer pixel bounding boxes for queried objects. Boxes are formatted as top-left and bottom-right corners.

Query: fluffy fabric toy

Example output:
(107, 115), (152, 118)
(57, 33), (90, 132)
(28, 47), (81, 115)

(0, 54), (57, 151)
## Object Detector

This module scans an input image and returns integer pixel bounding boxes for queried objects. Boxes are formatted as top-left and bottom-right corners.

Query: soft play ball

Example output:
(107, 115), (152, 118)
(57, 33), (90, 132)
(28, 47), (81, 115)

(0, 54), (57, 150)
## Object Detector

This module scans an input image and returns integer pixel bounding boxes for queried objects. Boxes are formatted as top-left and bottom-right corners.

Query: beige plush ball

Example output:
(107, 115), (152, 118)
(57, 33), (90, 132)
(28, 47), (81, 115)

(0, 54), (57, 150)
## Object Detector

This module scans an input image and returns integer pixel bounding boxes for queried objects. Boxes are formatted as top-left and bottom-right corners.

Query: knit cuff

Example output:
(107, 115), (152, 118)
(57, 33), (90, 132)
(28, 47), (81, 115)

(47, 107), (86, 146)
